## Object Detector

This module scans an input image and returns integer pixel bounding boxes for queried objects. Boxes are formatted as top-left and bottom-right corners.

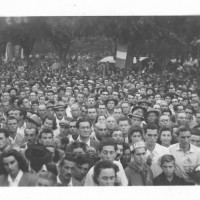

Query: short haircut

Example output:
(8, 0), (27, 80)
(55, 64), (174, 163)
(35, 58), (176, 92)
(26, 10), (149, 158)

(76, 118), (92, 129)
(98, 138), (117, 152)
(70, 141), (87, 153)
(176, 125), (192, 136)
(117, 116), (131, 125)
(59, 152), (77, 167)
(24, 127), (39, 136)
(160, 154), (175, 166)
(39, 128), (54, 138)
(144, 123), (159, 134)
(93, 160), (119, 185)
(128, 126), (144, 143)
(6, 116), (17, 123)
(0, 128), (9, 138)
(75, 154), (91, 166)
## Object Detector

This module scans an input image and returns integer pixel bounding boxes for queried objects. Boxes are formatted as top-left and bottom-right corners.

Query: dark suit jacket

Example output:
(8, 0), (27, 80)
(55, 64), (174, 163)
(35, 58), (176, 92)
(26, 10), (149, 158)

(0, 172), (37, 186)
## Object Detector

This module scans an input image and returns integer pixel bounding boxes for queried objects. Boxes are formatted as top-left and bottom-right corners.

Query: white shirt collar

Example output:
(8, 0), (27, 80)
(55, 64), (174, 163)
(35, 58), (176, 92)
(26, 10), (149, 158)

(77, 136), (90, 146)
(7, 170), (23, 187)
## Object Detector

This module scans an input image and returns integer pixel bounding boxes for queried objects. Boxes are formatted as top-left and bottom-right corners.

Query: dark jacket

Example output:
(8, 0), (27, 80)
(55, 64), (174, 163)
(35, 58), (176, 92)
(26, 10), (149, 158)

(125, 161), (153, 186)
(153, 172), (187, 186)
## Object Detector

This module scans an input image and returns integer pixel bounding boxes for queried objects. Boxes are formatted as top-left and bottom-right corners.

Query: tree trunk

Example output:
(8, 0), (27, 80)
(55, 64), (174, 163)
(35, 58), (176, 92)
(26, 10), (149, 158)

(125, 43), (134, 70)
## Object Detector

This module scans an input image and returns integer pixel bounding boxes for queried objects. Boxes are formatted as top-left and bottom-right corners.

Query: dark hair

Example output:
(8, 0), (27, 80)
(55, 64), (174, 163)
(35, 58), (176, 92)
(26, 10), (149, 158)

(176, 125), (192, 136)
(76, 118), (92, 129)
(117, 116), (131, 125)
(93, 160), (119, 186)
(128, 126), (144, 144)
(98, 138), (117, 152)
(43, 114), (57, 130)
(70, 141), (87, 153)
(59, 152), (77, 168)
(144, 123), (159, 134)
(39, 128), (54, 138)
(75, 154), (91, 166)
(157, 126), (176, 145)
(0, 128), (9, 138)
(6, 116), (17, 123)
(0, 149), (28, 174)
(160, 154), (175, 166)
(95, 115), (107, 124)
(25, 126), (39, 136)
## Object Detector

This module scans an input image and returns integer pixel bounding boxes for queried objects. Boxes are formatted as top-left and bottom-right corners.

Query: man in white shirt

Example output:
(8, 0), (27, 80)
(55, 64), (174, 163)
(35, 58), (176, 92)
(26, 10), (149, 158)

(84, 138), (128, 186)
(57, 153), (76, 186)
(144, 123), (170, 178)
(169, 125), (200, 184)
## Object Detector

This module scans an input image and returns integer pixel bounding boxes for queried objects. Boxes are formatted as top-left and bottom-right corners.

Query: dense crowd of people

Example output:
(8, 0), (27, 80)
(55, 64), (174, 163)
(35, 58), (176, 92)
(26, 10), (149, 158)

(0, 53), (200, 187)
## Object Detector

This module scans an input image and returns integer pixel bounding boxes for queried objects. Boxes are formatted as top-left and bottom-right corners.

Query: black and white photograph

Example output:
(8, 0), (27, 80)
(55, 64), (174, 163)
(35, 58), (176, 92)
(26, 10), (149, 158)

(0, 0), (199, 199)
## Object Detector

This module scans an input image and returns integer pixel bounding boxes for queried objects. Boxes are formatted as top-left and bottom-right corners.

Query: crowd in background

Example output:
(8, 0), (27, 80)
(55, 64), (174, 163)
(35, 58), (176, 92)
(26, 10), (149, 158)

(0, 53), (200, 186)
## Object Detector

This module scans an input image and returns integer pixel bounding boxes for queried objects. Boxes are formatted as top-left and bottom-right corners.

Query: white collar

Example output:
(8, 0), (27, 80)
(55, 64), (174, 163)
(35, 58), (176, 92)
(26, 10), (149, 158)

(77, 136), (90, 146)
(7, 170), (23, 186)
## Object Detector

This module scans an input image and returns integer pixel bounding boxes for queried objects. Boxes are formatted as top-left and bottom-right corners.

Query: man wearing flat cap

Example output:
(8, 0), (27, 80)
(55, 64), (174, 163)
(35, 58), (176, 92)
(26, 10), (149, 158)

(54, 101), (67, 128)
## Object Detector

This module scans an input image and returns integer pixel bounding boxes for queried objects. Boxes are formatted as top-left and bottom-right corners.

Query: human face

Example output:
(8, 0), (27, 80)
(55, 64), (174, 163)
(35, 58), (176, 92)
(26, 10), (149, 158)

(118, 120), (130, 135)
(7, 119), (18, 133)
(121, 103), (130, 115)
(55, 108), (65, 120)
(30, 92), (37, 101)
(79, 122), (91, 139)
(106, 117), (116, 130)
(77, 94), (84, 103)
(172, 99), (178, 106)
(71, 106), (80, 118)
(2, 93), (10, 101)
(60, 160), (76, 181)
(99, 146), (116, 161)
(96, 124), (108, 141)
(153, 105), (161, 112)
(131, 132), (142, 144)
(131, 117), (141, 127)
(23, 98), (31, 109)
(147, 112), (157, 123)
(121, 149), (131, 163)
(72, 148), (85, 156)
(160, 102), (168, 111)
(97, 116), (106, 124)
(160, 131), (172, 147)
(73, 163), (90, 180)
(8, 110), (15, 117)
(19, 92), (26, 99)
(133, 147), (147, 166)
(24, 128), (37, 144)
(162, 161), (175, 178)
(145, 129), (158, 146)
(155, 94), (161, 101)
(185, 109), (193, 120)
(44, 119), (53, 129)
(40, 133), (53, 146)
(107, 101), (115, 110)
(98, 105), (106, 115)
(112, 131), (124, 143)
(39, 96), (46, 105)
(0, 133), (8, 150)
(159, 115), (171, 127)
(178, 131), (191, 149)
(177, 113), (188, 125)
(3, 156), (19, 178)
(97, 168), (116, 186)
(190, 135), (200, 148)
(87, 108), (97, 120)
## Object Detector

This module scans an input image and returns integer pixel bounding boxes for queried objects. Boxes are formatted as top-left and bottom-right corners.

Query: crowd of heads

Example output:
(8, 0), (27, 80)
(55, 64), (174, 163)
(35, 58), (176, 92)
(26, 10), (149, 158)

(0, 53), (200, 186)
